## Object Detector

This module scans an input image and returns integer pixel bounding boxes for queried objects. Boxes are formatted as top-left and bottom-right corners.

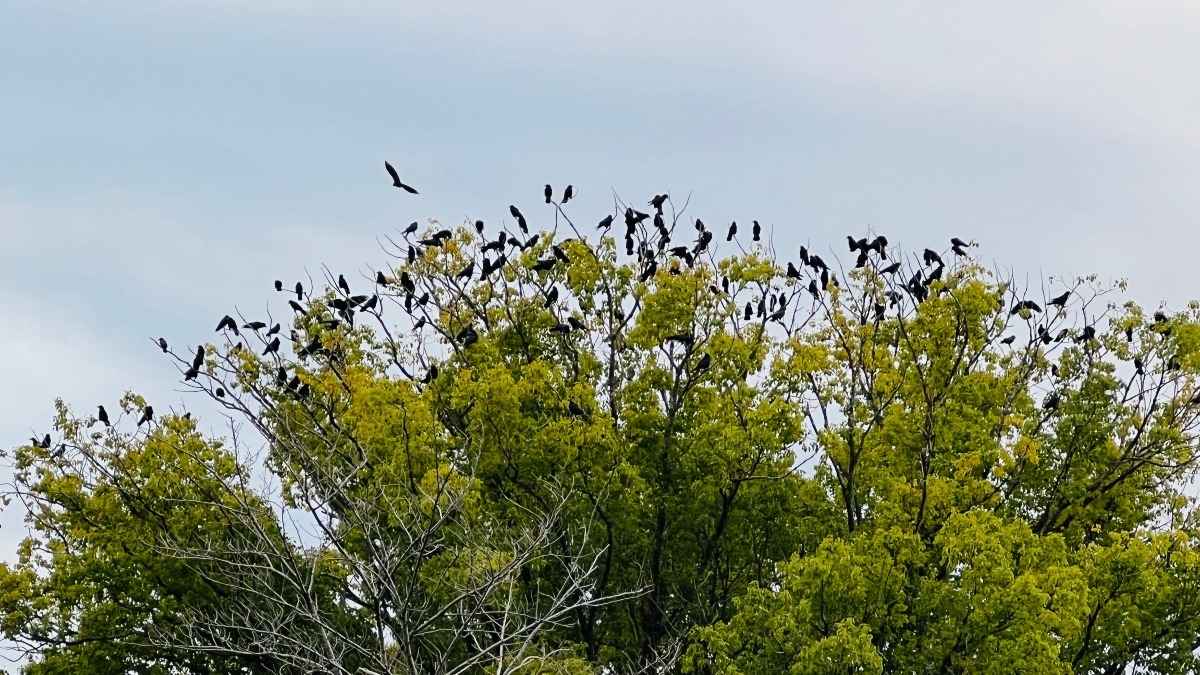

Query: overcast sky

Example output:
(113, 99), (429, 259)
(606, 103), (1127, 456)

(3, 1), (1200, 654)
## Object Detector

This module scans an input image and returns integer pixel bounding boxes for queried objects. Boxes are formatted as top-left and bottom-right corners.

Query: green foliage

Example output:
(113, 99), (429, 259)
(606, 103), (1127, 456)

(5, 204), (1200, 674)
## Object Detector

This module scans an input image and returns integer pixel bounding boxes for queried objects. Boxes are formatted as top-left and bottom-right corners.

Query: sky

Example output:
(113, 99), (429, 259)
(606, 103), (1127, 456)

(3, 0), (1200, 661)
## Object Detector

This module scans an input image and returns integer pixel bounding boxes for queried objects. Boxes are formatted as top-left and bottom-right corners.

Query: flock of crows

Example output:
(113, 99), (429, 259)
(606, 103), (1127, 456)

(31, 162), (1131, 451)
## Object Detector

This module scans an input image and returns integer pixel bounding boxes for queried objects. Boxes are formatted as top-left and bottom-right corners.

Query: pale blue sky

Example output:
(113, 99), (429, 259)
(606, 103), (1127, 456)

(4, 2), (1200, 652)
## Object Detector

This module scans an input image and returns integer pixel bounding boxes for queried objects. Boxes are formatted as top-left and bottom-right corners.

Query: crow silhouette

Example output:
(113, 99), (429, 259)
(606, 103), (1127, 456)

(137, 406), (154, 427)
(752, 221), (761, 241)
(384, 161), (418, 194)
(562, 185), (574, 203)
(1048, 291), (1070, 308)
(727, 222), (737, 241)
(568, 401), (589, 419)
(98, 405), (110, 427)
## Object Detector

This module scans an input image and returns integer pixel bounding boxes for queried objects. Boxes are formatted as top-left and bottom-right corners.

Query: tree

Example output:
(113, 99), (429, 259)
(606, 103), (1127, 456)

(4, 192), (1200, 674)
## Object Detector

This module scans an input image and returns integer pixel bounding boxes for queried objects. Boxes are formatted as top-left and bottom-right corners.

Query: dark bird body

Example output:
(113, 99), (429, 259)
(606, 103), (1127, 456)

(384, 161), (418, 193)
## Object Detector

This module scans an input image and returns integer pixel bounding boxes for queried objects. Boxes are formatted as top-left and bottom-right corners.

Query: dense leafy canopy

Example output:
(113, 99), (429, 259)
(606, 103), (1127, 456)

(5, 196), (1200, 674)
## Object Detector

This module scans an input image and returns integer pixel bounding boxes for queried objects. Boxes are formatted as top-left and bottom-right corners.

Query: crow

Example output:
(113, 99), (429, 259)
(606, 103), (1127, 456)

(289, 300), (305, 313)
(158, 337), (169, 353)
(243, 321), (266, 331)
(137, 406), (154, 427)
(808, 279), (820, 299)
(855, 251), (869, 269)
(562, 185), (574, 203)
(267, 323), (281, 336)
(552, 245), (570, 263)
(263, 337), (280, 355)
(639, 260), (657, 282)
(192, 346), (205, 369)
(510, 205), (528, 233)
(1048, 291), (1070, 308)
(533, 258), (556, 272)
(403, 222), (419, 235)
(1000, 335), (1016, 345)
(376, 271), (390, 285)
(727, 222), (737, 241)
(295, 282), (304, 300)
(338, 274), (351, 294)
(40, 434), (51, 448)
(384, 161), (418, 193)
(847, 235), (860, 252)
(568, 401), (589, 419)
(923, 248), (943, 266)
(455, 325), (476, 343)
(1010, 300), (1042, 315)
(752, 221), (762, 241)
(544, 184), (553, 203)
(1043, 393), (1060, 411)
(568, 316), (586, 331)
(880, 262), (901, 275)
(744, 302), (753, 320)
(786, 262), (802, 279)
(422, 364), (439, 383)
(665, 332), (695, 346)
(598, 214), (614, 230)
(97, 405), (110, 427)
(184, 366), (199, 381)
(274, 279), (283, 291)
(456, 262), (474, 280)
(951, 244), (968, 256)
(950, 237), (968, 248)
(695, 353), (711, 372)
